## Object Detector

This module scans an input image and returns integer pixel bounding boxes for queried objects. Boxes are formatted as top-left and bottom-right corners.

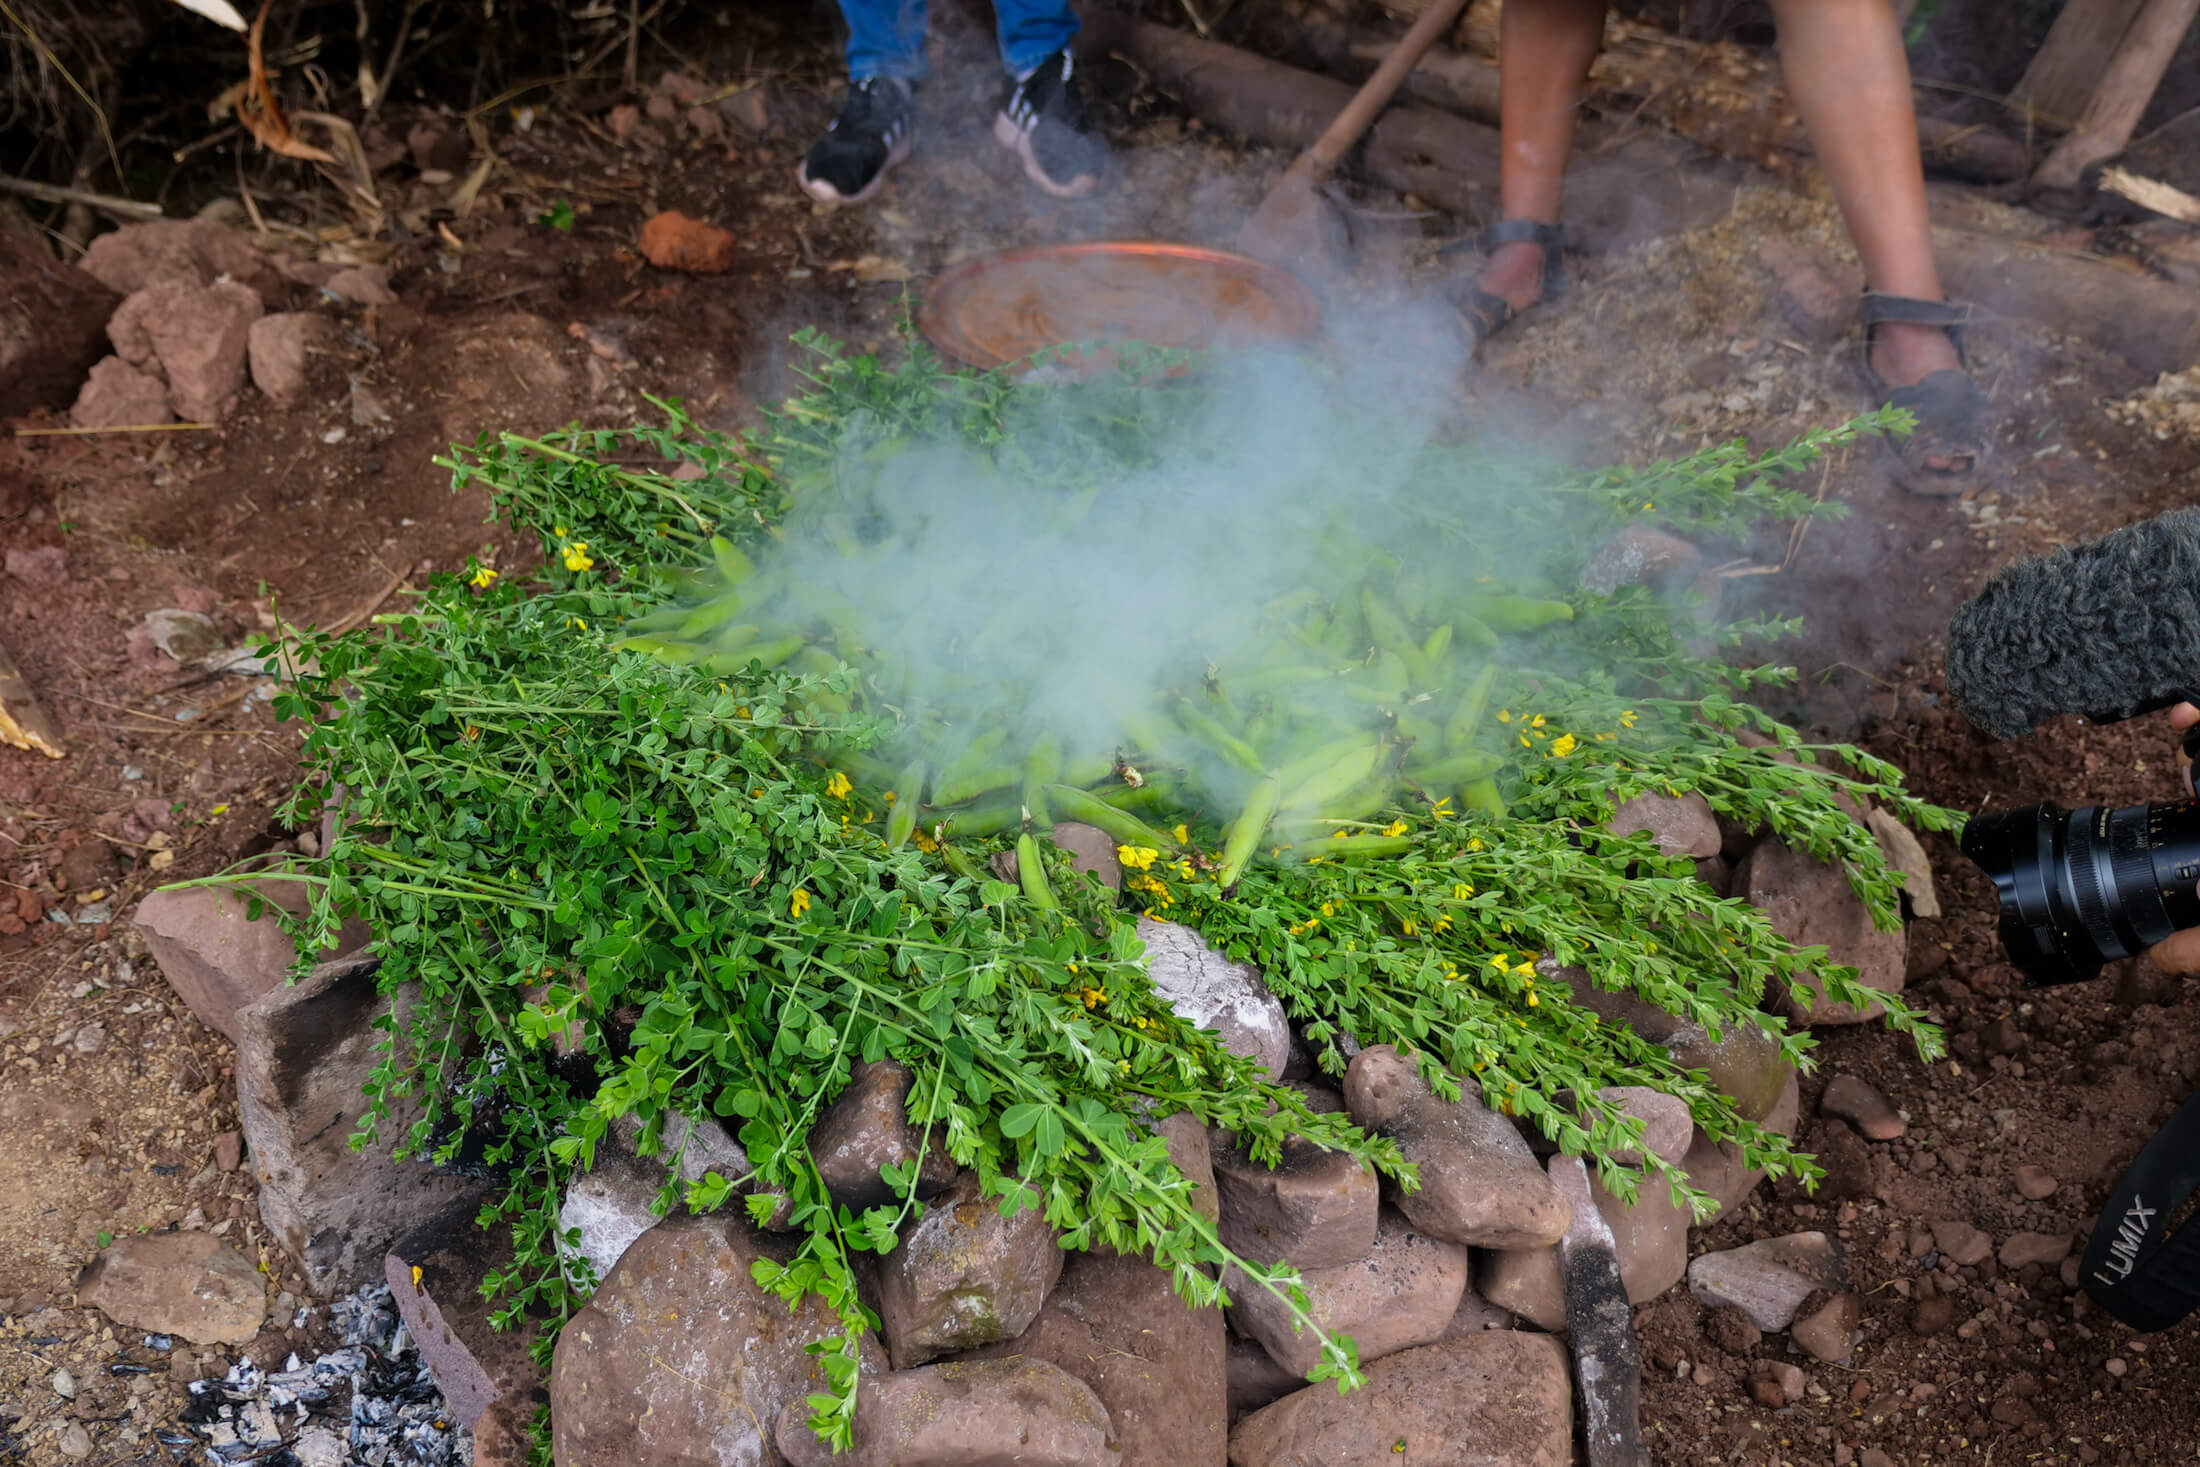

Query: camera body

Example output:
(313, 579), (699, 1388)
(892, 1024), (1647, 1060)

(1963, 797), (2200, 985)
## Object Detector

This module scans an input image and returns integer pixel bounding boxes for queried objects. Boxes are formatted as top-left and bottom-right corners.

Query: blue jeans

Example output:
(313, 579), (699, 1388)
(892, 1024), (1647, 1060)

(840, 0), (1079, 81)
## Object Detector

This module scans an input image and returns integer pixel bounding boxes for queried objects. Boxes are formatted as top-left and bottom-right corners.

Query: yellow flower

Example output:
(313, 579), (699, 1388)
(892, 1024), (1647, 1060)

(883, 790), (897, 805)
(790, 888), (812, 918)
(1434, 912), (1453, 933)
(1172, 823), (1190, 845)
(1381, 818), (1407, 837)
(912, 829), (939, 853)
(1530, 714), (1546, 728)
(1118, 845), (1159, 871)
(825, 771), (852, 800)
(567, 616), (588, 631)
(1619, 709), (1638, 728)
(553, 525), (570, 538)
(1519, 734), (1531, 748)
(562, 542), (595, 572)
(1452, 883), (1475, 901)
(1549, 733), (1578, 758)
(1320, 901), (1335, 918)
(737, 706), (751, 719)
(1430, 797), (1453, 817)
(1402, 919), (1418, 936)
(1496, 709), (1512, 723)
(469, 566), (499, 588)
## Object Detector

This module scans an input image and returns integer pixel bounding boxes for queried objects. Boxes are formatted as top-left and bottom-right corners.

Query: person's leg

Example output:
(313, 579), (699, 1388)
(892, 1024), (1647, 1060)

(994, 0), (1079, 78)
(1475, 0), (1607, 312)
(843, 0), (928, 81)
(1764, 0), (1961, 390)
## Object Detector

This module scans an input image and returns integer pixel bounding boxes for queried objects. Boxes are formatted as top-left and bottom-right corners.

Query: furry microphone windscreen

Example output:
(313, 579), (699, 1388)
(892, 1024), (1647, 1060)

(1946, 506), (2200, 740)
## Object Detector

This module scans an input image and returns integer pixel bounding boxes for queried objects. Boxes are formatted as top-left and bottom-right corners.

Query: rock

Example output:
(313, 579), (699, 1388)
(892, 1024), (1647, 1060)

(1736, 837), (1907, 1025)
(213, 1131), (242, 1171)
(77, 219), (268, 296)
(1478, 1162), (1688, 1332)
(292, 1426), (352, 1467)
(551, 1212), (885, 1467)
(3, 546), (65, 588)
(1048, 821), (1124, 893)
(1226, 1334), (1304, 1421)
(1859, 1452), (1898, 1467)
(876, 1170), (1063, 1368)
(135, 608), (222, 663)
(555, 1107), (764, 1277)
(247, 312), (330, 403)
(0, 232), (119, 419)
(235, 952), (481, 1291)
(807, 1059), (959, 1214)
(639, 211), (738, 274)
(1999, 1232), (2073, 1269)
(962, 1248), (1223, 1467)
(1764, 1359), (1806, 1403)
(70, 355), (173, 429)
(323, 264), (397, 305)
(776, 1357), (1119, 1467)
(2015, 1165), (2059, 1201)
(1138, 917), (1289, 1080)
(135, 873), (370, 1046)
(1225, 1206), (1467, 1376)
(1154, 1109), (1220, 1226)
(74, 1232), (265, 1344)
(1678, 1069), (1800, 1224)
(1756, 238), (1852, 341)
(386, 1197), (542, 1426)
(107, 278), (263, 421)
(1687, 1233), (1848, 1332)
(1929, 1219), (1992, 1267)
(1211, 1082), (1379, 1268)
(723, 85), (771, 133)
(1594, 1086), (1693, 1166)
(1609, 790), (1721, 858)
(1790, 1291), (1860, 1364)
(1664, 1018), (1794, 1122)
(1866, 808), (1941, 919)
(1911, 1293), (1956, 1336)
(1580, 523), (1702, 597)
(1229, 1332), (1571, 1467)
(1820, 1075), (1906, 1140)
(55, 1424), (92, 1459)
(1341, 1045), (1569, 1249)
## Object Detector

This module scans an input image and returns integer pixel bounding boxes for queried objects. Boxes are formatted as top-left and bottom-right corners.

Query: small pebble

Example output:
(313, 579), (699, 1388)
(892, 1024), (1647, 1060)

(2107, 1357), (2127, 1377)
(52, 1367), (76, 1398)
(57, 1423), (93, 1459)
(2015, 1164), (2059, 1200)
(1821, 1074), (1907, 1140)
(72, 1024), (106, 1055)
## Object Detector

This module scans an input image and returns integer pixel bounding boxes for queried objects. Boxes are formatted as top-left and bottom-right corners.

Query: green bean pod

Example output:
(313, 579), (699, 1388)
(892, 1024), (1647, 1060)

(1016, 831), (1058, 910)
(1045, 785), (1177, 851)
(1218, 773), (1284, 889)
(1444, 664), (1500, 750)
(1461, 776), (1507, 816)
(1464, 595), (1574, 631)
(884, 759), (927, 849)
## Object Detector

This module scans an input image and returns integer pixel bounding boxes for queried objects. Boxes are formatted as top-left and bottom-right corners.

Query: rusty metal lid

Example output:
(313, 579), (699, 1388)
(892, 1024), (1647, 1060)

(918, 241), (1323, 373)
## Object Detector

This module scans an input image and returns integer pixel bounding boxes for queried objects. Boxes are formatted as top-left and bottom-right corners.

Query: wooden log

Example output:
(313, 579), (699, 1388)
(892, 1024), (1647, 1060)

(2012, 0), (2152, 131)
(2032, 0), (2200, 194)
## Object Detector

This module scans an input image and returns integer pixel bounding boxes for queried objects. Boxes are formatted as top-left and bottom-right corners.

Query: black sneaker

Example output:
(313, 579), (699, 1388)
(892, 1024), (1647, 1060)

(799, 78), (916, 205)
(993, 50), (1106, 199)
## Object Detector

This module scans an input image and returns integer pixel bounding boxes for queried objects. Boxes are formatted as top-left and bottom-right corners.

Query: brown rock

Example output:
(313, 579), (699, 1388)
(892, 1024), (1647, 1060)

(1593, 1086), (1693, 1166)
(236, 952), (481, 1291)
(1609, 790), (1721, 858)
(1211, 1108), (1379, 1271)
(1224, 1206), (1466, 1376)
(1579, 523), (1702, 596)
(876, 1170), (1063, 1367)
(70, 356), (173, 429)
(1999, 1232), (2072, 1269)
(470, 1397), (531, 1467)
(107, 278), (263, 421)
(212, 1131), (242, 1172)
(0, 232), (117, 419)
(247, 312), (331, 403)
(1226, 1335), (1303, 1421)
(1678, 1069), (1800, 1224)
(1749, 1375), (1788, 1409)
(1229, 1332), (1570, 1467)
(807, 1059), (958, 1214)
(1341, 1045), (1568, 1249)
(1929, 1219), (1992, 1267)
(963, 1248), (1223, 1467)
(386, 1197), (543, 1426)
(1790, 1291), (1861, 1364)
(1686, 1232), (1849, 1332)
(1737, 837), (1907, 1025)
(1048, 821), (1123, 893)
(1821, 1074), (1906, 1140)
(1478, 1162), (1688, 1332)
(76, 219), (268, 297)
(776, 1357), (1119, 1467)
(1662, 1016), (1793, 1123)
(552, 1212), (885, 1467)
(324, 264), (397, 305)
(1866, 808), (1940, 919)
(74, 1232), (265, 1345)
(1911, 1294), (1956, 1336)
(135, 872), (370, 1045)
(1139, 917), (1289, 1080)
(639, 211), (738, 274)
(2014, 1165), (2059, 1201)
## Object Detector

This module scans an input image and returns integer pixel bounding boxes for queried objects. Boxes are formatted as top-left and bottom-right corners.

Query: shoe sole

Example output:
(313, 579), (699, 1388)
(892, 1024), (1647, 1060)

(797, 129), (915, 207)
(992, 111), (1098, 199)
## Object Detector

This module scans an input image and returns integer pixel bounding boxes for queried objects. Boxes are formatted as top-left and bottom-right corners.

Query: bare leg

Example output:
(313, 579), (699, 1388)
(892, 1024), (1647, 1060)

(1476, 0), (1608, 311)
(1765, 0), (1962, 393)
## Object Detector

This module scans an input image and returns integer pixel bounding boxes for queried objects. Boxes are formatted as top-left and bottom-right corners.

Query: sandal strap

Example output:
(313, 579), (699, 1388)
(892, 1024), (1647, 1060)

(1475, 219), (1565, 255)
(1859, 292), (1974, 363)
(1885, 367), (1990, 439)
(1454, 285), (1518, 344)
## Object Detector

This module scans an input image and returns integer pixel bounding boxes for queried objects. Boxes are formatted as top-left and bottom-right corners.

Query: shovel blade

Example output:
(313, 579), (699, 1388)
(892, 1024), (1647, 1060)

(1235, 173), (1352, 282)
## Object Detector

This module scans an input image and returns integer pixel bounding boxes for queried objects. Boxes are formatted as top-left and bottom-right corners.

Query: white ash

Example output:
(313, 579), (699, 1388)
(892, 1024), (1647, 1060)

(183, 1282), (470, 1465)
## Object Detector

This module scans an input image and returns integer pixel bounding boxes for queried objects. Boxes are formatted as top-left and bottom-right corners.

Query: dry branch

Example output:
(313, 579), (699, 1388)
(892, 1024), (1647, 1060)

(2033, 0), (2200, 194)
(0, 175), (161, 219)
(2013, 0), (2152, 131)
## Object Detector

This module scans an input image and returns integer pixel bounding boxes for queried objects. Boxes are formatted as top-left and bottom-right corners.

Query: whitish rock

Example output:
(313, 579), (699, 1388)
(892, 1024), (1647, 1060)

(1342, 1045), (1568, 1249)
(1737, 836), (1907, 1025)
(1225, 1206), (1467, 1377)
(1579, 523), (1702, 597)
(808, 1059), (958, 1214)
(963, 1248), (1223, 1467)
(1820, 1074), (1906, 1140)
(1608, 790), (1721, 858)
(1229, 1332), (1571, 1467)
(776, 1357), (1119, 1467)
(235, 952), (480, 1291)
(876, 1170), (1063, 1368)
(74, 1232), (264, 1344)
(1687, 1232), (1849, 1332)
(1790, 1291), (1861, 1364)
(1867, 807), (1940, 919)
(1479, 1162), (1689, 1332)
(1593, 1086), (1693, 1167)
(557, 1112), (753, 1280)
(1211, 1085), (1379, 1268)
(1138, 917), (1289, 1080)
(551, 1212), (885, 1466)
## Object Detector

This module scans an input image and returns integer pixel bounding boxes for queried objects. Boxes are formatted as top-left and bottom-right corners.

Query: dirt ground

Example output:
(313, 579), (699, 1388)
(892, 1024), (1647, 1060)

(3, 2), (2199, 1464)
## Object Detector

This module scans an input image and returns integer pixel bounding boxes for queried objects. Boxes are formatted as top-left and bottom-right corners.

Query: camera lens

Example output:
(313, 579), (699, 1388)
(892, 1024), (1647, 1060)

(1962, 799), (2200, 985)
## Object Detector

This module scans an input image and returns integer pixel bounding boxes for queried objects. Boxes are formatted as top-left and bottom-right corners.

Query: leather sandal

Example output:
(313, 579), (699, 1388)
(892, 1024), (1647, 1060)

(1441, 219), (1566, 355)
(1857, 292), (1992, 497)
